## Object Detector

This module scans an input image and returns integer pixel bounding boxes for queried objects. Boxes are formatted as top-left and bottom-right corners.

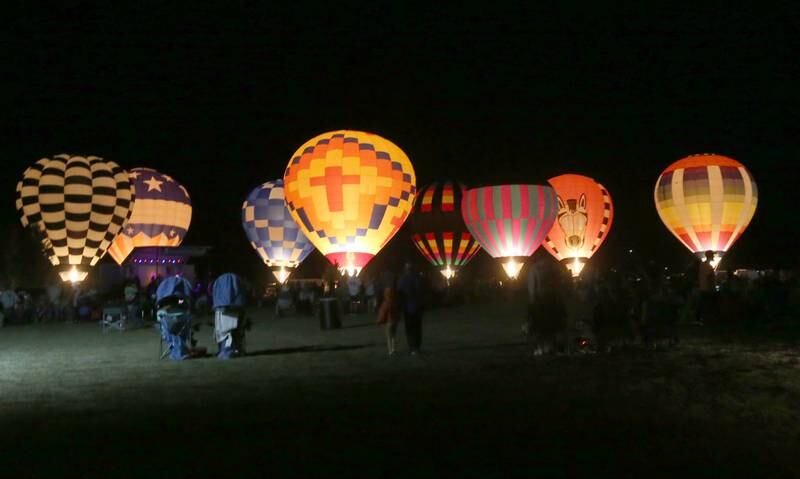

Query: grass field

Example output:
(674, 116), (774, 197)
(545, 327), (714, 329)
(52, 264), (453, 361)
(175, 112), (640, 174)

(1, 300), (799, 477)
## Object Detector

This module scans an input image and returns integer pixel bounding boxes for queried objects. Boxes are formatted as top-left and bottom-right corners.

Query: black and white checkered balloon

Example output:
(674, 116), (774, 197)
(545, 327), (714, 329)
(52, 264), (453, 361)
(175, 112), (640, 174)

(16, 154), (135, 282)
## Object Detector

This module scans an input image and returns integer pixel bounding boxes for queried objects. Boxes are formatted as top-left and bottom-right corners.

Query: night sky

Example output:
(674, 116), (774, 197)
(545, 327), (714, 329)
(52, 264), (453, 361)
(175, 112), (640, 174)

(2, 3), (796, 279)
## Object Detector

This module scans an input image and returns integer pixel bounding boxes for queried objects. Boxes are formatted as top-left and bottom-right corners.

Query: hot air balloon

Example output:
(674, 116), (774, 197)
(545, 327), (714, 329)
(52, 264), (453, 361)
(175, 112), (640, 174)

(283, 130), (416, 276)
(242, 180), (315, 283)
(107, 167), (192, 265)
(15, 154), (135, 282)
(408, 179), (481, 280)
(654, 153), (757, 269)
(542, 174), (614, 277)
(461, 185), (558, 279)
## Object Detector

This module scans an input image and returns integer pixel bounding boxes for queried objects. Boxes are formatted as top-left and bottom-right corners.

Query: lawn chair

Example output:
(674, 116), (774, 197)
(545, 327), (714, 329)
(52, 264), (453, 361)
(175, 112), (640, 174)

(212, 273), (248, 359)
(157, 303), (194, 359)
(101, 305), (127, 332)
(155, 277), (195, 360)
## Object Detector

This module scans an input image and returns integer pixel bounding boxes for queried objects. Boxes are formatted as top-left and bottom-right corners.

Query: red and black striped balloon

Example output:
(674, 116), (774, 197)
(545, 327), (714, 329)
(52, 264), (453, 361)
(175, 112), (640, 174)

(407, 179), (481, 277)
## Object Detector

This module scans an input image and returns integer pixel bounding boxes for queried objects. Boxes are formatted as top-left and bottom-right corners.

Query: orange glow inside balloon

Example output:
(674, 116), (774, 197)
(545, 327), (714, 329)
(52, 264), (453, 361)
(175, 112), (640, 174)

(283, 131), (416, 275)
(654, 153), (757, 261)
(543, 174), (613, 272)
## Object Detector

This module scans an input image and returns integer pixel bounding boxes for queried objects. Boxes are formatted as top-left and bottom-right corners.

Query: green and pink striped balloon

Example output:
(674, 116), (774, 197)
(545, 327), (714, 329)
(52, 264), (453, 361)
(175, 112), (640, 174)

(461, 185), (557, 277)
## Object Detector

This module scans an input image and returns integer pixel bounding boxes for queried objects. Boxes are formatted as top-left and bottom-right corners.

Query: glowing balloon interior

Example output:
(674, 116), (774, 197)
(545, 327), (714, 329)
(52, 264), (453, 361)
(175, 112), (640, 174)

(502, 258), (524, 279)
(242, 180), (315, 283)
(408, 180), (481, 279)
(16, 154), (135, 282)
(654, 154), (757, 268)
(543, 174), (614, 277)
(283, 130), (416, 276)
(107, 167), (192, 265)
(461, 185), (558, 279)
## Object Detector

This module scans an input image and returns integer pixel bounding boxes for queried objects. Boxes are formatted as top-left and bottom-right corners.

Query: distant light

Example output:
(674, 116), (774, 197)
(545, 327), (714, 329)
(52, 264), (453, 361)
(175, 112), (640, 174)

(567, 258), (585, 278)
(59, 266), (87, 283)
(336, 253), (362, 277)
(628, 249), (633, 254)
(701, 252), (723, 270)
(501, 259), (523, 279)
(274, 267), (290, 284)
(441, 266), (455, 280)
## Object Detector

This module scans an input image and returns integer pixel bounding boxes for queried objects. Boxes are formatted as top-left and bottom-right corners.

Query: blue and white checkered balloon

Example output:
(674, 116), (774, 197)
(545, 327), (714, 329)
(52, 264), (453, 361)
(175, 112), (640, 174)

(242, 180), (315, 282)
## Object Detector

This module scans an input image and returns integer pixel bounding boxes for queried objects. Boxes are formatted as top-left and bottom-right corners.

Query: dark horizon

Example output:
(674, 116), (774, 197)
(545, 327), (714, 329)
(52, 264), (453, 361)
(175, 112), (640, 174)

(2, 3), (796, 280)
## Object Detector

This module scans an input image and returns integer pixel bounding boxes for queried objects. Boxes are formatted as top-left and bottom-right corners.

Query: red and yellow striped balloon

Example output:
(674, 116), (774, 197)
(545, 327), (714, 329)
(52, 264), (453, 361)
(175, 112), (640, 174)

(654, 154), (757, 268)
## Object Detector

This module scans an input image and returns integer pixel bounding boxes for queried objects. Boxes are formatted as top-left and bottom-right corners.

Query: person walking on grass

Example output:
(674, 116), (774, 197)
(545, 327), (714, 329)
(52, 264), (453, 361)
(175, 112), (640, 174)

(397, 263), (427, 356)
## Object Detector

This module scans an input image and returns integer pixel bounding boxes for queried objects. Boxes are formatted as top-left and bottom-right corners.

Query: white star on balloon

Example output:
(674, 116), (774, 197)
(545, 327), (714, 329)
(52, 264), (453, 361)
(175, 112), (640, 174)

(129, 171), (140, 179)
(144, 177), (163, 192)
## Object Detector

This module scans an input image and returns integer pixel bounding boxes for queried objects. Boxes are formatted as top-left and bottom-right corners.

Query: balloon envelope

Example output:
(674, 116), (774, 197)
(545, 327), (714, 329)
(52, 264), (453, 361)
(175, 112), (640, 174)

(654, 154), (757, 267)
(107, 167), (192, 265)
(543, 174), (614, 277)
(283, 130), (416, 276)
(461, 185), (558, 278)
(242, 180), (315, 283)
(16, 154), (134, 282)
(408, 179), (481, 278)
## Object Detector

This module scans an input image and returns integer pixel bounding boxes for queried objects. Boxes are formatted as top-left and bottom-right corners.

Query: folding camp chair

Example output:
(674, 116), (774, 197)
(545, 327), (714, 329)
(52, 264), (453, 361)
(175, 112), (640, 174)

(101, 306), (127, 332)
(212, 273), (249, 358)
(157, 306), (194, 360)
(154, 277), (197, 360)
(213, 308), (248, 358)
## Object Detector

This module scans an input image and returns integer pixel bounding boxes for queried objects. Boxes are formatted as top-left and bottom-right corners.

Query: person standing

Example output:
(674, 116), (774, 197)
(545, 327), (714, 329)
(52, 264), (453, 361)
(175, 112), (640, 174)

(376, 286), (399, 355)
(525, 261), (544, 346)
(377, 269), (395, 310)
(0, 286), (19, 325)
(364, 275), (377, 313)
(46, 281), (62, 322)
(397, 263), (426, 355)
(641, 276), (682, 348)
(346, 273), (362, 314)
(696, 251), (717, 324)
(526, 262), (567, 355)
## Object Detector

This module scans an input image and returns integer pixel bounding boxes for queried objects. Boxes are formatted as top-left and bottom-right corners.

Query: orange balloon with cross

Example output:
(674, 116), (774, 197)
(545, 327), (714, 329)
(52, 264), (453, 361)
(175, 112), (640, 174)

(283, 130), (417, 276)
